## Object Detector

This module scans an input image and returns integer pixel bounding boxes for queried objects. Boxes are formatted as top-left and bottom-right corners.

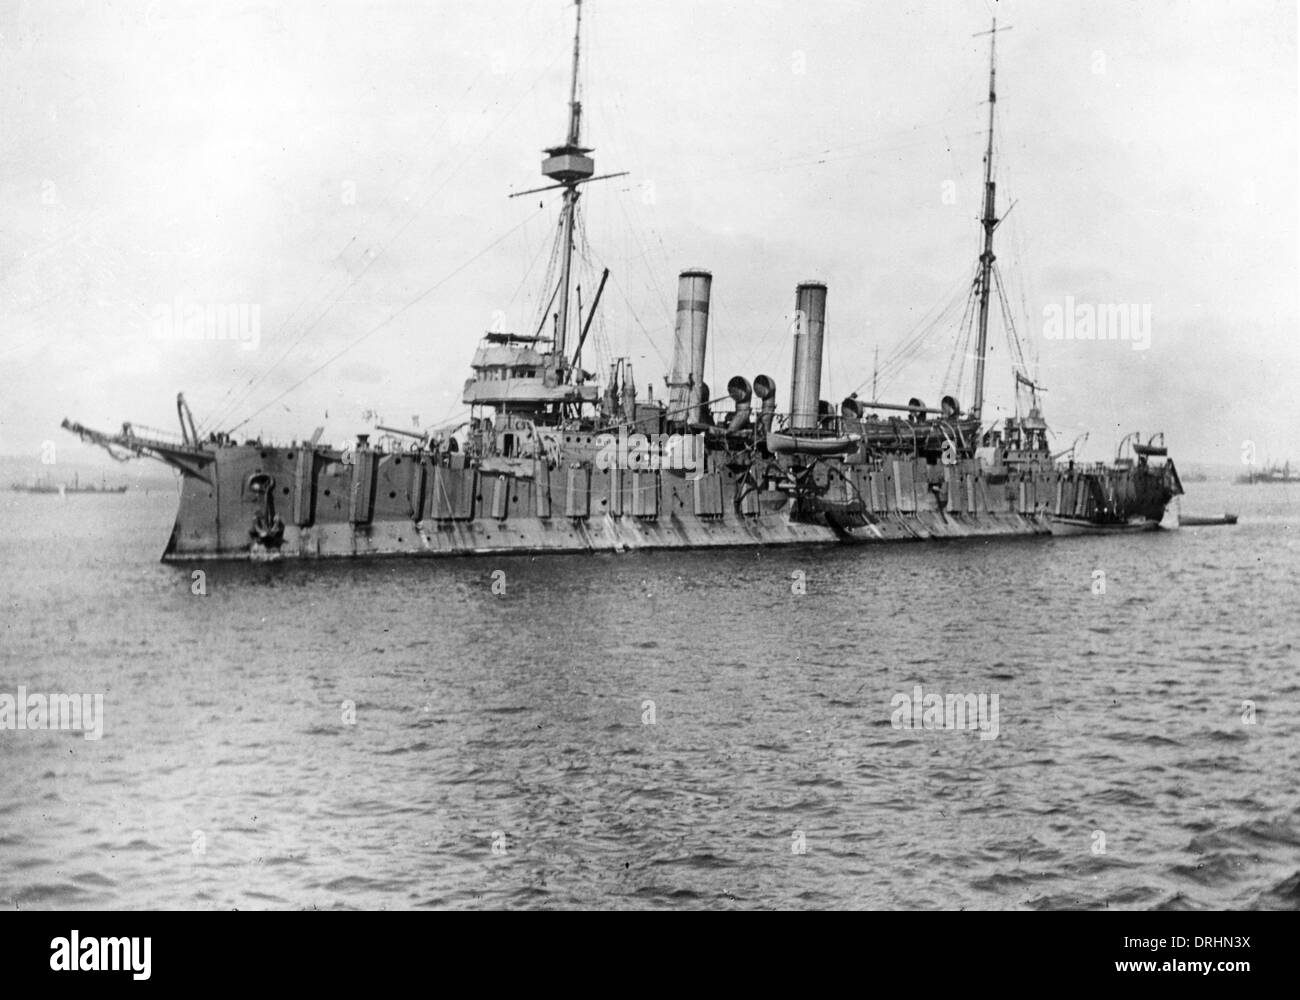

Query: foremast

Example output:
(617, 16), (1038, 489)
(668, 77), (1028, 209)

(548, 0), (589, 377)
(495, 0), (625, 413)
(514, 0), (606, 390)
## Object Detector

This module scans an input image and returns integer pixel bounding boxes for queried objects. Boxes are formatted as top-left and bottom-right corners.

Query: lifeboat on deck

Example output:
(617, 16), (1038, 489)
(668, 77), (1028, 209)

(766, 429), (860, 455)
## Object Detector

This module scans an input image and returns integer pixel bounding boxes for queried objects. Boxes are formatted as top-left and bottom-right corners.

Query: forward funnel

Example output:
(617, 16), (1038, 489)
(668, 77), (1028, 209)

(667, 270), (712, 426)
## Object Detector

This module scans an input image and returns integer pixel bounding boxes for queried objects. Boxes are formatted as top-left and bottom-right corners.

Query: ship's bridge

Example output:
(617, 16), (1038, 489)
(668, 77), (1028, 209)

(992, 407), (1052, 466)
(462, 332), (599, 408)
(1006, 407), (1050, 450)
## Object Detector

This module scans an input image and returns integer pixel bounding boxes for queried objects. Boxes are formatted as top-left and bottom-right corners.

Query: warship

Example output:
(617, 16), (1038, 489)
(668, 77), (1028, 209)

(63, 8), (1182, 561)
(1236, 461), (1296, 485)
(10, 472), (128, 495)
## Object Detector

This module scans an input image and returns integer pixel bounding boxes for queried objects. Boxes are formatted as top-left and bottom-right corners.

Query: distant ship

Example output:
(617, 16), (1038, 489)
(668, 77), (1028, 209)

(1236, 462), (1296, 484)
(10, 472), (128, 495)
(64, 7), (1182, 561)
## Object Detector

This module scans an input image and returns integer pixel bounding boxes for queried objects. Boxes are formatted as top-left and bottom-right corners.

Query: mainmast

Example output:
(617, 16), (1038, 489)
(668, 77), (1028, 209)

(543, 0), (594, 379)
(971, 18), (1007, 422)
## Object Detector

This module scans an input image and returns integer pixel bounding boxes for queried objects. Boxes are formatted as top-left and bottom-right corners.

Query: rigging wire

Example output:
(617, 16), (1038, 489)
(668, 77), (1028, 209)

(846, 266), (974, 399)
(207, 30), (570, 432)
(942, 273), (979, 395)
(504, 214), (554, 317)
(993, 263), (1032, 381)
(228, 204), (548, 433)
(204, 238), (390, 432)
(583, 20), (671, 318)
(604, 266), (669, 372)
(709, 125), (985, 181)
(752, 316), (795, 384)
(953, 289), (978, 401)
(876, 290), (970, 396)
(529, 211), (566, 338)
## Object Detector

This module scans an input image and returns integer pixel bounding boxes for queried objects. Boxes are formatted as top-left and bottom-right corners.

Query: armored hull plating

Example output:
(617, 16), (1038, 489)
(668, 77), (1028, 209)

(121, 435), (1175, 561)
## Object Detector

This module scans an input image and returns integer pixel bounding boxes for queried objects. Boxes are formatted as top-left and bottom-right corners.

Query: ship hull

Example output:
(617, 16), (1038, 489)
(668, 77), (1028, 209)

(158, 442), (1181, 561)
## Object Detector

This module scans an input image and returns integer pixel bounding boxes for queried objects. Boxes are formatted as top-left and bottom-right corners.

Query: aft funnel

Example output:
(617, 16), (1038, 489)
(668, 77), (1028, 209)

(789, 281), (827, 430)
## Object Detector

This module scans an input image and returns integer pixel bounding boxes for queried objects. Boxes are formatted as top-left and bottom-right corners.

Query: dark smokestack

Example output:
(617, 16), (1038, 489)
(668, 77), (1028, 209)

(667, 270), (712, 426)
(789, 281), (827, 429)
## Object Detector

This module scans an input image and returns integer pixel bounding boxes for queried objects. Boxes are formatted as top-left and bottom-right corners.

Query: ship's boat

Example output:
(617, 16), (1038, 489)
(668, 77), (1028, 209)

(62, 8), (1183, 561)
(766, 431), (860, 456)
(1179, 513), (1238, 527)
(1048, 515), (1164, 537)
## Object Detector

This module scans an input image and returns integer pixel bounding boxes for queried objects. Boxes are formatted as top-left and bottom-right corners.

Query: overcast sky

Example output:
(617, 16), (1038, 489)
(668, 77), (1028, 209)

(1, 0), (1295, 468)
